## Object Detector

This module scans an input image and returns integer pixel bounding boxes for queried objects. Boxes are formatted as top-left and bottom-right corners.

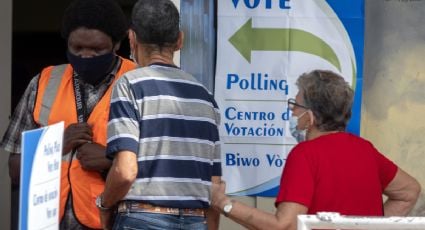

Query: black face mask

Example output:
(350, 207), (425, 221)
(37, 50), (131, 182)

(67, 51), (115, 85)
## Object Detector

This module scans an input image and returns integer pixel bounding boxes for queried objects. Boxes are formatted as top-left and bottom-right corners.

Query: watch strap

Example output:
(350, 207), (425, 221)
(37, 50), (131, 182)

(96, 193), (111, 211)
(223, 199), (234, 217)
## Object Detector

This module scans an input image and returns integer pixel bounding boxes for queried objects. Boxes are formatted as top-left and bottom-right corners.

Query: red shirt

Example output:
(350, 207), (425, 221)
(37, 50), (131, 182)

(275, 132), (397, 216)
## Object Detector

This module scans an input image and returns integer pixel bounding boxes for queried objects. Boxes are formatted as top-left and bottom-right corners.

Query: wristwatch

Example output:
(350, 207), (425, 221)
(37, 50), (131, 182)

(223, 200), (234, 217)
(95, 194), (111, 211)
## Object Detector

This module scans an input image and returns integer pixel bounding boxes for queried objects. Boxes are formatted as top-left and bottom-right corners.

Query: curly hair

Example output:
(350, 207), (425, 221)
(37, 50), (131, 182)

(131, 0), (180, 47)
(296, 70), (354, 132)
(61, 0), (128, 44)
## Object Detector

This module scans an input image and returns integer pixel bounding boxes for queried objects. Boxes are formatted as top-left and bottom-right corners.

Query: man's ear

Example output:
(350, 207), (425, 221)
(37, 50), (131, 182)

(175, 31), (184, 51)
(128, 29), (137, 50)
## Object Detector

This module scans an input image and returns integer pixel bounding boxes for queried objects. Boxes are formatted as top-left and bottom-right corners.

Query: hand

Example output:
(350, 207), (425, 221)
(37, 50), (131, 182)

(63, 123), (93, 154)
(76, 142), (111, 171)
(99, 209), (114, 230)
(211, 180), (229, 211)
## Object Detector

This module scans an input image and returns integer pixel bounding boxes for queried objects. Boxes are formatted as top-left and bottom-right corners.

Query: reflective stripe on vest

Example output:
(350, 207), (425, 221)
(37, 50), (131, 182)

(33, 58), (136, 229)
(38, 64), (67, 126)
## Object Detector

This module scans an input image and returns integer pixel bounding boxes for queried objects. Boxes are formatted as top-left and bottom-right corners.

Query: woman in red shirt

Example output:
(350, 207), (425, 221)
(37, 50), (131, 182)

(211, 70), (420, 230)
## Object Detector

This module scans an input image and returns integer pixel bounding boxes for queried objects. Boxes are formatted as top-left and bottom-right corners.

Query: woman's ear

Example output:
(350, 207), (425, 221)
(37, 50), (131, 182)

(307, 110), (315, 127)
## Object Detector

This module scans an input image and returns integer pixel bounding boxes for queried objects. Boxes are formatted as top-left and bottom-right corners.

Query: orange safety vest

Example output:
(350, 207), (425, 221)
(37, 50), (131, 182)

(33, 57), (135, 229)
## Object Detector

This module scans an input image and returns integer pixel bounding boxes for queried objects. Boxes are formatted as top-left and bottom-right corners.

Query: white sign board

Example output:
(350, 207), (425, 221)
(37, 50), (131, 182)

(215, 0), (364, 196)
(20, 122), (64, 230)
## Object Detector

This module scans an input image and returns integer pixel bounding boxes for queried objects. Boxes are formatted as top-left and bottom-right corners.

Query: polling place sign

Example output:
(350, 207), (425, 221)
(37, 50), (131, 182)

(214, 0), (364, 196)
(20, 122), (64, 230)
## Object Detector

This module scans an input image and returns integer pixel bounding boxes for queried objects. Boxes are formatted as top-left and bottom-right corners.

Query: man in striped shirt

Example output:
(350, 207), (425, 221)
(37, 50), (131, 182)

(97, 0), (222, 229)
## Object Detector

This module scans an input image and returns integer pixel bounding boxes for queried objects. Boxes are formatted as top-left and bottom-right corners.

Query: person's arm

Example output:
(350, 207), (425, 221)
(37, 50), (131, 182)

(227, 200), (306, 230)
(206, 176), (222, 230)
(207, 125), (222, 230)
(99, 150), (138, 229)
(383, 168), (421, 216)
(102, 150), (138, 207)
(211, 182), (307, 230)
(3, 76), (40, 185)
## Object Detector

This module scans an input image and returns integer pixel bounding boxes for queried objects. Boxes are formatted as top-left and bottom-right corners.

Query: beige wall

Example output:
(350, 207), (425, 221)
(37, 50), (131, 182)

(0, 0), (12, 229)
(362, 0), (425, 216)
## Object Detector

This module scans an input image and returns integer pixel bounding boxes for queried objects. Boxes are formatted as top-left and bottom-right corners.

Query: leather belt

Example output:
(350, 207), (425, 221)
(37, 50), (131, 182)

(117, 201), (206, 217)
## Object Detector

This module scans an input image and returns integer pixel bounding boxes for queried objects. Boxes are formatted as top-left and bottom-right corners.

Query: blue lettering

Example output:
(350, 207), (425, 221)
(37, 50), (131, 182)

(227, 74), (239, 89)
(224, 123), (234, 134)
(281, 108), (290, 120)
(226, 73), (288, 94)
(244, 0), (260, 9)
(225, 107), (237, 120)
(225, 107), (276, 121)
(226, 153), (260, 167)
(226, 153), (236, 166)
(224, 122), (284, 137)
(266, 154), (275, 165)
(232, 0), (291, 9)
(232, 0), (240, 8)
(240, 79), (249, 89)
(280, 0), (291, 9)
(265, 0), (272, 8)
(266, 154), (285, 167)
(240, 157), (251, 166)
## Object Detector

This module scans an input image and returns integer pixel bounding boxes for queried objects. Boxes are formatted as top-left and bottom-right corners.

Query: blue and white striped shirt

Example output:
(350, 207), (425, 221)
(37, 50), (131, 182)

(106, 64), (221, 209)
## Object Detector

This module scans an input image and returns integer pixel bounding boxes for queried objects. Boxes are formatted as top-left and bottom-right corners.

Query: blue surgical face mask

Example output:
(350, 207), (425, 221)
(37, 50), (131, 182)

(289, 111), (308, 143)
(67, 51), (115, 85)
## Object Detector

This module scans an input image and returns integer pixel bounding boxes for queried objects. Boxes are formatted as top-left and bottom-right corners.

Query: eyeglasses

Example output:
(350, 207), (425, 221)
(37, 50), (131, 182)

(287, 98), (309, 110)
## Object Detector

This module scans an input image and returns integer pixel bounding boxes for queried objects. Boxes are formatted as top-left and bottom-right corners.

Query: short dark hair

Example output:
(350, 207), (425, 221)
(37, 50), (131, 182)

(61, 0), (128, 44)
(131, 0), (180, 47)
(297, 70), (354, 131)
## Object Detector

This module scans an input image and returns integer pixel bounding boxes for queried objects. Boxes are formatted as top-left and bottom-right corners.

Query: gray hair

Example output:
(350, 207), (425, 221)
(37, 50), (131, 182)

(296, 70), (354, 131)
(131, 0), (180, 47)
